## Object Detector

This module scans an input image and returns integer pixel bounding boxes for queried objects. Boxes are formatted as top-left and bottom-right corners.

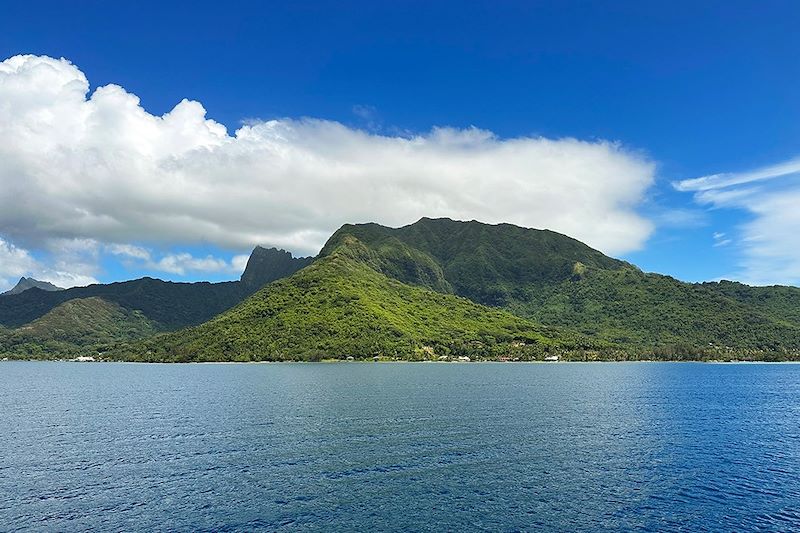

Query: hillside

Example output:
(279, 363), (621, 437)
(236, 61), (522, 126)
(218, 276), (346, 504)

(0, 297), (158, 358)
(703, 280), (800, 326)
(321, 218), (800, 357)
(0, 247), (311, 330)
(113, 237), (599, 362)
(321, 218), (628, 306)
(514, 268), (800, 355)
(4, 218), (800, 361)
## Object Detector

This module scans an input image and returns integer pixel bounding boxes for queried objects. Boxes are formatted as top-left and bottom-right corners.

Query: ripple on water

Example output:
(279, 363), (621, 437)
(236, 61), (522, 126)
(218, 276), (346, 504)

(0, 361), (799, 531)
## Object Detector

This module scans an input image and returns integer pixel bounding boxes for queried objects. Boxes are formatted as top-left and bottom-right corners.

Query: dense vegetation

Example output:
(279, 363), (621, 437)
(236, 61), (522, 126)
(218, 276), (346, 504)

(4, 218), (800, 362)
(0, 297), (157, 358)
(0, 247), (311, 329)
(316, 219), (800, 359)
(513, 268), (800, 356)
(703, 280), (800, 326)
(111, 238), (603, 362)
(321, 218), (627, 306)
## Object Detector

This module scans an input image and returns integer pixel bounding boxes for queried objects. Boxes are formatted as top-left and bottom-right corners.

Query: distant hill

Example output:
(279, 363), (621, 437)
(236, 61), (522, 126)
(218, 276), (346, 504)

(112, 236), (596, 362)
(0, 297), (158, 358)
(1, 277), (63, 296)
(0, 247), (311, 358)
(0, 247), (311, 330)
(516, 268), (800, 355)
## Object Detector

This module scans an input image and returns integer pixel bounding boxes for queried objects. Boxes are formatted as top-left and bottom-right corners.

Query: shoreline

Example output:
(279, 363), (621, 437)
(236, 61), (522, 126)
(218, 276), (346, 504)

(2, 358), (799, 365)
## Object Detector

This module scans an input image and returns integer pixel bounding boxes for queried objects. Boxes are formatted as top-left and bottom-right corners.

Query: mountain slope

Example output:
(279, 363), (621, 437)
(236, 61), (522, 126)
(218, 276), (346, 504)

(1, 277), (63, 296)
(114, 237), (596, 362)
(703, 280), (800, 326)
(0, 297), (158, 358)
(0, 247), (311, 330)
(5, 217), (800, 361)
(241, 246), (314, 290)
(321, 218), (800, 356)
(321, 218), (628, 306)
(515, 268), (800, 353)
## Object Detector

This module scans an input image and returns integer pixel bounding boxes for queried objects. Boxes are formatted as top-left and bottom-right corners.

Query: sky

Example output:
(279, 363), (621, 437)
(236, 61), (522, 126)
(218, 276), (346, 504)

(0, 1), (799, 290)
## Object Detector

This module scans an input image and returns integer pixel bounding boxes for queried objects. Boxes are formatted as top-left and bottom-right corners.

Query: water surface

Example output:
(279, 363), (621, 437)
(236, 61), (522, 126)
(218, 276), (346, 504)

(1, 362), (799, 531)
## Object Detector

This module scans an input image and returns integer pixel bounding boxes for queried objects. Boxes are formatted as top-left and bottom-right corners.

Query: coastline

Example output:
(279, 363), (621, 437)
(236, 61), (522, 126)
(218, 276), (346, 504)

(2, 358), (799, 364)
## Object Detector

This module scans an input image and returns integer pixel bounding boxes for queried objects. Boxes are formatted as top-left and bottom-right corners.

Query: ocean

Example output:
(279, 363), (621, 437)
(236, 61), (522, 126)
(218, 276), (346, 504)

(1, 361), (798, 531)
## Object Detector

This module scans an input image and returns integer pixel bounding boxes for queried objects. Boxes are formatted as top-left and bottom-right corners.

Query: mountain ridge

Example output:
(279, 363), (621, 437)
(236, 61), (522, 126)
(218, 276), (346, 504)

(321, 217), (630, 306)
(1, 277), (63, 297)
(319, 218), (800, 356)
(111, 236), (600, 362)
(3, 218), (800, 361)
(0, 246), (310, 330)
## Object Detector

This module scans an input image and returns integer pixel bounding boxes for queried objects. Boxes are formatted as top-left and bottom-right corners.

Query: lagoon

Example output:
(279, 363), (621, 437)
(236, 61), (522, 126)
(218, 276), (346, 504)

(1, 361), (799, 531)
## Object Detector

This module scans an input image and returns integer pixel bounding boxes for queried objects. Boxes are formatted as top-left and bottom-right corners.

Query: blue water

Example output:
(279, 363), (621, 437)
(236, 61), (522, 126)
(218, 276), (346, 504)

(1, 362), (799, 531)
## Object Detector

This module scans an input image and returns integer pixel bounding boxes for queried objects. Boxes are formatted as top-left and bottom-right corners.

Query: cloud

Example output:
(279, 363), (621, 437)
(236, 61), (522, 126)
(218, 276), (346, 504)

(107, 243), (152, 261)
(0, 236), (98, 290)
(653, 208), (708, 229)
(146, 252), (242, 276)
(231, 254), (250, 272)
(0, 54), (656, 275)
(0, 237), (38, 290)
(0, 233), (244, 289)
(352, 104), (377, 121)
(712, 232), (731, 247)
(674, 157), (800, 192)
(38, 270), (99, 290)
(108, 242), (247, 275)
(108, 243), (247, 275)
(676, 157), (800, 285)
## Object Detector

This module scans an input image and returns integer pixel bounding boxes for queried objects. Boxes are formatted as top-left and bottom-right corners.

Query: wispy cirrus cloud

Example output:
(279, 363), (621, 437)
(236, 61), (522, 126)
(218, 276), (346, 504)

(712, 232), (732, 248)
(674, 157), (800, 192)
(675, 157), (800, 285)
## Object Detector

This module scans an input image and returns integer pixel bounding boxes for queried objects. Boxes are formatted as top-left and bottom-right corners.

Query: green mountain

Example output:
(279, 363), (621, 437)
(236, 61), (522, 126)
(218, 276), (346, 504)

(319, 218), (800, 358)
(241, 246), (314, 290)
(703, 280), (800, 326)
(1, 277), (63, 296)
(321, 217), (627, 306)
(113, 236), (599, 362)
(0, 297), (158, 358)
(5, 217), (800, 361)
(516, 269), (800, 355)
(0, 246), (311, 359)
(0, 246), (311, 330)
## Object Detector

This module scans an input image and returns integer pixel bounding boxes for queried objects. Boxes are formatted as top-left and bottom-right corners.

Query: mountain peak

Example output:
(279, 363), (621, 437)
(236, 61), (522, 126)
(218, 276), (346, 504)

(321, 217), (628, 306)
(1, 277), (63, 297)
(240, 246), (313, 289)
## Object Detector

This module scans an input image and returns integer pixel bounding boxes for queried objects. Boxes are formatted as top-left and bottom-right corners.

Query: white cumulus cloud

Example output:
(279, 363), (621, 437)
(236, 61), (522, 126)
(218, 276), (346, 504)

(0, 237), (98, 290)
(147, 252), (241, 276)
(107, 243), (248, 275)
(0, 54), (657, 281)
(0, 237), (38, 290)
(107, 243), (152, 261)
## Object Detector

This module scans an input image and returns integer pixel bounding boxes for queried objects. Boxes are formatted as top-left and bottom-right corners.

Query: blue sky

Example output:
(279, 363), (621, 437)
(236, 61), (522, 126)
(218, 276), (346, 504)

(0, 1), (799, 288)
